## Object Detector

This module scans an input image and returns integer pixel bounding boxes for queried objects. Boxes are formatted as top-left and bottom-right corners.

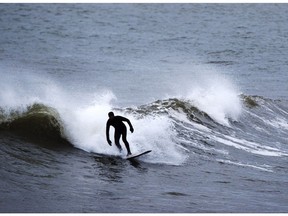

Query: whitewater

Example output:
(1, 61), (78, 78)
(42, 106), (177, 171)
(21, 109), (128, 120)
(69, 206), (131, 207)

(0, 3), (288, 213)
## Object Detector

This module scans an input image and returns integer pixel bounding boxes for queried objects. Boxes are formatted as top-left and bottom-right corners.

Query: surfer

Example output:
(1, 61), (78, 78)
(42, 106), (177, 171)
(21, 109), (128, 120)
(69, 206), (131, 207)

(106, 112), (134, 156)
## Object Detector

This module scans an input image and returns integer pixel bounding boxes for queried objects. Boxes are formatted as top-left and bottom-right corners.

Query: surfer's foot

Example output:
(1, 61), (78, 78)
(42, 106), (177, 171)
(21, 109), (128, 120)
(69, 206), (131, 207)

(127, 152), (132, 156)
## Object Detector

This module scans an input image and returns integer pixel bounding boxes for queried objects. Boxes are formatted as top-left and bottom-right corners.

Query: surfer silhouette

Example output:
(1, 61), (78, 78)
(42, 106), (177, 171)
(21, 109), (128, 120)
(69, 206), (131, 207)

(106, 112), (134, 156)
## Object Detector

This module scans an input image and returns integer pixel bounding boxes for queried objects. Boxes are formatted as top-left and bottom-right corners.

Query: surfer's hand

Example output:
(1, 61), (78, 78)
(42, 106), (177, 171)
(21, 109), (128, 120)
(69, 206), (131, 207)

(130, 127), (134, 133)
(107, 140), (112, 146)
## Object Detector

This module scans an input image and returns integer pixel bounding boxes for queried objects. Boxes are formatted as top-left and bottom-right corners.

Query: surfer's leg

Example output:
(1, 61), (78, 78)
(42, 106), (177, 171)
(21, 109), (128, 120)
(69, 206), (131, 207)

(114, 131), (122, 152)
(122, 127), (131, 156)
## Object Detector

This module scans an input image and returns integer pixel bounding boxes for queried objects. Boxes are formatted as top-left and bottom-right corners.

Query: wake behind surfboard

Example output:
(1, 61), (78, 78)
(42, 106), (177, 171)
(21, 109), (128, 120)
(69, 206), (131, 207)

(126, 150), (152, 160)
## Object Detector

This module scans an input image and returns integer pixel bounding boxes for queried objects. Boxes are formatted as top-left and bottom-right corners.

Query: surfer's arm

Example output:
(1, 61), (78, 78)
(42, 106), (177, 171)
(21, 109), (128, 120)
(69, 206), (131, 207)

(121, 117), (134, 133)
(106, 121), (112, 146)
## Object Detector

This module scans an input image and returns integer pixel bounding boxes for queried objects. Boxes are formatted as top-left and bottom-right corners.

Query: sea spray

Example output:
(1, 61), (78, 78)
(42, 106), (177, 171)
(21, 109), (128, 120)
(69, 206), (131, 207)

(126, 113), (188, 165)
(185, 74), (242, 126)
(59, 96), (188, 165)
(58, 91), (116, 154)
(168, 65), (243, 126)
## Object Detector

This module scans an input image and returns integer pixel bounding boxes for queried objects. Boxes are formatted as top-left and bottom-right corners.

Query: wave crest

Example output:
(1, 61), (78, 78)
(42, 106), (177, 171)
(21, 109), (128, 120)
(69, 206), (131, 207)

(127, 98), (231, 127)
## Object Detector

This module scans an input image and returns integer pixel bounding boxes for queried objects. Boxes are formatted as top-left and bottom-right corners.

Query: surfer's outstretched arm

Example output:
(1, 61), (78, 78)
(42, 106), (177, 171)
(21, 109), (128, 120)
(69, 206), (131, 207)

(106, 121), (112, 146)
(121, 117), (134, 133)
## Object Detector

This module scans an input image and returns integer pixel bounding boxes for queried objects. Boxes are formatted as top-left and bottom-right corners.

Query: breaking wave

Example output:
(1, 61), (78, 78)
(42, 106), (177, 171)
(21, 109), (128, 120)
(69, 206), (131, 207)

(1, 94), (287, 167)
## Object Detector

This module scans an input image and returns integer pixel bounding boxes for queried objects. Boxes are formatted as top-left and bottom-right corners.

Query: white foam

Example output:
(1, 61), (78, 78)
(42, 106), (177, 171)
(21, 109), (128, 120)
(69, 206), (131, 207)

(263, 117), (288, 131)
(59, 104), (188, 165)
(59, 94), (115, 155)
(217, 159), (273, 172)
(213, 134), (288, 157)
(127, 114), (188, 165)
(42, 89), (187, 165)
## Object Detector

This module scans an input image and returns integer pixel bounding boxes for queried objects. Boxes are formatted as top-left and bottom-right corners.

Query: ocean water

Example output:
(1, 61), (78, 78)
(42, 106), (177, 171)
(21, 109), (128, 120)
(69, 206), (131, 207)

(0, 3), (288, 213)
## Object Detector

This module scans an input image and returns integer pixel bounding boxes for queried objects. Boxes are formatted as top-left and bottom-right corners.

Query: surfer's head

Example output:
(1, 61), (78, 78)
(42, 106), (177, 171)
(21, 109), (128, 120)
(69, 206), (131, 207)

(108, 111), (114, 119)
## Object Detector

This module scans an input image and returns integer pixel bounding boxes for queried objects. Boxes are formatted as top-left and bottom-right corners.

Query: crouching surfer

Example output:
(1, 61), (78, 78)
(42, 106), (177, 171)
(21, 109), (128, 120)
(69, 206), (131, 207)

(106, 112), (134, 156)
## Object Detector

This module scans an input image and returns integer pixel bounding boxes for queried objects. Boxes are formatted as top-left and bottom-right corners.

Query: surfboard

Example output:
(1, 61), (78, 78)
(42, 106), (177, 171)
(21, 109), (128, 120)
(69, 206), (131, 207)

(126, 150), (152, 160)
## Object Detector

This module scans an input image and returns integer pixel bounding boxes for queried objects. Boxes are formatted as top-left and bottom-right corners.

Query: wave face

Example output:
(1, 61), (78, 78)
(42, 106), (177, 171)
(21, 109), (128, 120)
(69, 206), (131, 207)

(0, 103), (69, 146)
(1, 94), (287, 167)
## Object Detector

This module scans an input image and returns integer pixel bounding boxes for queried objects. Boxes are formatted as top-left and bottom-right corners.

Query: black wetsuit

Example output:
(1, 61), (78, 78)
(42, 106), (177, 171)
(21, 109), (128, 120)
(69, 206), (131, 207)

(106, 116), (133, 155)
